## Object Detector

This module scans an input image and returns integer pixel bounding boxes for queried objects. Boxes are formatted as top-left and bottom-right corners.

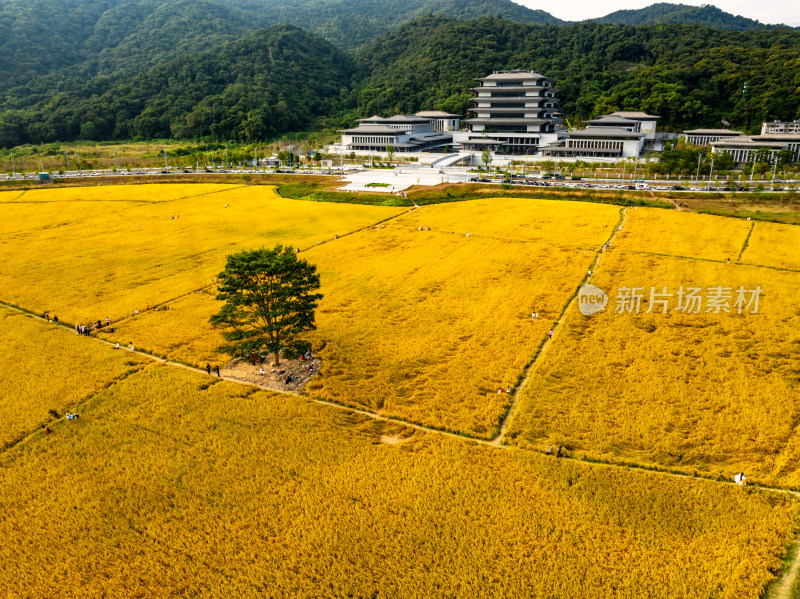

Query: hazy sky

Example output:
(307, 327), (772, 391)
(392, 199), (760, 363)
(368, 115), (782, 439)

(515, 0), (800, 26)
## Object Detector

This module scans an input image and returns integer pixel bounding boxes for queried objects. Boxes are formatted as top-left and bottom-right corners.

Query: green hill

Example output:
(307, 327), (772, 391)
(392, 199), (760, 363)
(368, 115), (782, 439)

(220, 0), (565, 50)
(591, 3), (775, 30)
(351, 16), (800, 133)
(0, 25), (353, 146)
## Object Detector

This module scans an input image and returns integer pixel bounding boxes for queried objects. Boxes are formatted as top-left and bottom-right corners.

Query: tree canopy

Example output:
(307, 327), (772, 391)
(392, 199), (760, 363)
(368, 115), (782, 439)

(210, 246), (323, 366)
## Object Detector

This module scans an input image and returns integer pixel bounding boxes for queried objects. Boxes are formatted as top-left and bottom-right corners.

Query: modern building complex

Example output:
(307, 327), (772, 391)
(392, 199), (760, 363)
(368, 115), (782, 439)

(336, 113), (458, 154)
(331, 70), (674, 163)
(761, 120), (800, 135)
(683, 129), (746, 147)
(710, 133), (800, 163)
(539, 111), (659, 159)
(451, 70), (562, 155)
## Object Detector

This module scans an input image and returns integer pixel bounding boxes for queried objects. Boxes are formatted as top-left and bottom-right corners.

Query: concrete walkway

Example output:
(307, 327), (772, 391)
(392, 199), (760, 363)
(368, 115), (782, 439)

(339, 166), (474, 193)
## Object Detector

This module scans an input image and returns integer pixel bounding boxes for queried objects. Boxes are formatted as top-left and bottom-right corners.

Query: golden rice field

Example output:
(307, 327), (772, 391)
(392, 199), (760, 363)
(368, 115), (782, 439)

(4, 184), (800, 596)
(398, 196), (621, 247)
(0, 305), (149, 448)
(0, 184), (402, 322)
(506, 248), (800, 486)
(741, 221), (800, 271)
(0, 349), (795, 598)
(614, 207), (753, 261)
(96, 197), (621, 437)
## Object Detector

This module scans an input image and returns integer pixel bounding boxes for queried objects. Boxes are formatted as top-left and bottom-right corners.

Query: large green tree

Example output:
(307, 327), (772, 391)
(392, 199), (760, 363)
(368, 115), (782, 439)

(210, 246), (323, 366)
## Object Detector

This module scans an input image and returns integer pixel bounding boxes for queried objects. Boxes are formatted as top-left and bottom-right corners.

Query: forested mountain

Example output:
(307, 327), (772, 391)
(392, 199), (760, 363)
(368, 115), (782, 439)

(1, 2), (799, 147)
(0, 0), (119, 90)
(0, 25), (353, 146)
(0, 0), (563, 93)
(591, 3), (773, 30)
(219, 0), (564, 50)
(351, 16), (800, 133)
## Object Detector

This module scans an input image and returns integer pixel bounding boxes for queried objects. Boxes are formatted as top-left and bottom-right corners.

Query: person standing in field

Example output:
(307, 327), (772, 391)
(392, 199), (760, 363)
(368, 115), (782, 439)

(215, 366), (220, 377)
(206, 364), (211, 375)
(129, 342), (134, 351)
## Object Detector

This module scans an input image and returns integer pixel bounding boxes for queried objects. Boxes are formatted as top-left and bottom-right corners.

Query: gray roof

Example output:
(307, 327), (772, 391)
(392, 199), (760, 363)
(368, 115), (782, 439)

(567, 127), (645, 139)
(470, 97), (549, 105)
(683, 129), (745, 135)
(465, 118), (549, 126)
(471, 107), (549, 114)
(461, 138), (506, 145)
(385, 114), (431, 123)
(609, 111), (660, 120)
(357, 114), (431, 124)
(753, 133), (800, 142)
(711, 137), (787, 148)
(477, 71), (547, 81)
(340, 125), (403, 134)
(415, 111), (460, 118)
(586, 115), (637, 125)
(470, 86), (552, 93)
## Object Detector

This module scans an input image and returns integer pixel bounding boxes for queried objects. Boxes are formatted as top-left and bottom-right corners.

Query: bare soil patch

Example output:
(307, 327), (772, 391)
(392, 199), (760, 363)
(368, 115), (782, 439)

(220, 355), (321, 393)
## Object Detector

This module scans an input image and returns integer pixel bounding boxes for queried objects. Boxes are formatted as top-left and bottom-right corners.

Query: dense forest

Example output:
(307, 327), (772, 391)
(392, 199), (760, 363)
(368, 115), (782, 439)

(593, 3), (770, 30)
(0, 1), (797, 147)
(0, 26), (353, 146)
(351, 17), (800, 133)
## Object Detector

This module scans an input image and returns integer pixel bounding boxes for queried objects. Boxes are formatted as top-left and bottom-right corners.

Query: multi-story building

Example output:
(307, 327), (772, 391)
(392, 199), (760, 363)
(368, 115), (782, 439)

(711, 133), (800, 163)
(761, 121), (800, 135)
(415, 111), (461, 132)
(683, 129), (745, 147)
(452, 70), (562, 155)
(539, 111), (659, 159)
(335, 113), (458, 153)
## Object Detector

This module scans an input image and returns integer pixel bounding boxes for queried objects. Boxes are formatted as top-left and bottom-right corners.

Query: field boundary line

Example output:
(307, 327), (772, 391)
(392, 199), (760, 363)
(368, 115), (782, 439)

(390, 223), (600, 252)
(491, 208), (629, 446)
(7, 288), (800, 599)
(618, 247), (800, 275)
(0, 298), (492, 451)
(103, 207), (413, 326)
(5, 276), (800, 491)
(0, 186), (247, 206)
(298, 206), (415, 252)
(0, 364), (149, 463)
(157, 184), (249, 204)
(737, 220), (756, 263)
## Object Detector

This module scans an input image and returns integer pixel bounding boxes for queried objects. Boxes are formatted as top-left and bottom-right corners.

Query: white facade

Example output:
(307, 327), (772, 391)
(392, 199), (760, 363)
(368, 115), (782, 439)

(762, 121), (800, 135)
(711, 134), (800, 163)
(334, 113), (459, 154)
(608, 112), (659, 139)
(683, 129), (745, 147)
(456, 70), (562, 155)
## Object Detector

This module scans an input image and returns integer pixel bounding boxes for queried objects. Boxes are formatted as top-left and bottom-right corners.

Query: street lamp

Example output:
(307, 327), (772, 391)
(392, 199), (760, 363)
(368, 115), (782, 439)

(707, 155), (714, 191)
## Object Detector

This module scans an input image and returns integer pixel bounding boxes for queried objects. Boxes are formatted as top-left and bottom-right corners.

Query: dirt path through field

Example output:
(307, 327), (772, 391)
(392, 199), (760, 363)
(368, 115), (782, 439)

(491, 207), (629, 446)
(3, 198), (800, 595)
(3, 295), (800, 595)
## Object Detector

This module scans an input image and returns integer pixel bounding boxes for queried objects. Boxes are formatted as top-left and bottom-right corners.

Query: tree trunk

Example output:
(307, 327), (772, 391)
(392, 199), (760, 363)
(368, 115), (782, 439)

(272, 350), (280, 367)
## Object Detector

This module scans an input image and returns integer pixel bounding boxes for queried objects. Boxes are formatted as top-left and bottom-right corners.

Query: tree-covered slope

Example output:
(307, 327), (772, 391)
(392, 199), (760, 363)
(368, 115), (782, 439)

(351, 16), (800, 133)
(0, 25), (354, 146)
(591, 3), (775, 30)
(0, 0), (120, 90)
(220, 0), (565, 50)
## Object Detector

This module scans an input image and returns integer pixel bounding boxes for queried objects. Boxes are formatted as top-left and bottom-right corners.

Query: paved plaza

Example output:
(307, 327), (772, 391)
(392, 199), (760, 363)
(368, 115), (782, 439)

(339, 166), (474, 193)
